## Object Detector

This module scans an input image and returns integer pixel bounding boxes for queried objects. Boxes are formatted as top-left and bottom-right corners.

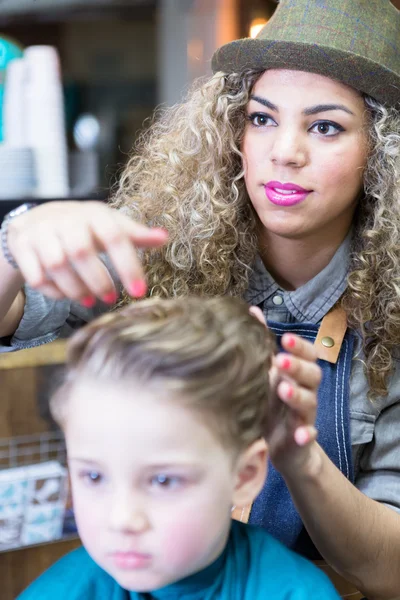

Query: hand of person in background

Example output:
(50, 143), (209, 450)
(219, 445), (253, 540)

(249, 306), (322, 478)
(6, 201), (168, 305)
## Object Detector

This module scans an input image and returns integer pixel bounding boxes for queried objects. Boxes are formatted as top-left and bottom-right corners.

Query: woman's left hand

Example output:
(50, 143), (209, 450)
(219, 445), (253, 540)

(250, 306), (323, 478)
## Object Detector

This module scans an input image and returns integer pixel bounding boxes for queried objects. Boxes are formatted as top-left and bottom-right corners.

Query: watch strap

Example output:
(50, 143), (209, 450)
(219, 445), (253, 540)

(0, 202), (38, 269)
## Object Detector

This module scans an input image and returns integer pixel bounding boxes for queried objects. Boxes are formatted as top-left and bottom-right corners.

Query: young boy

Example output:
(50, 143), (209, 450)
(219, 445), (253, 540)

(18, 297), (339, 599)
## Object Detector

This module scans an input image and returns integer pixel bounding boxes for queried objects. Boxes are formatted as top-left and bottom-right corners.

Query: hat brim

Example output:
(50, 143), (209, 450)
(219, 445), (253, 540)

(212, 39), (400, 109)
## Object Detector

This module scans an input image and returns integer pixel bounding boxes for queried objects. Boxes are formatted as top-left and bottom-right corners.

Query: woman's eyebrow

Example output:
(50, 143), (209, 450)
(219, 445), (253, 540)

(303, 103), (355, 116)
(249, 95), (278, 111)
(249, 95), (354, 117)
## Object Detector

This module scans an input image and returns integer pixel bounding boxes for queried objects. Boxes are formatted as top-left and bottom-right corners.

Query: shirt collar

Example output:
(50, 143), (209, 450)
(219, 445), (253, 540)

(143, 544), (226, 599)
(245, 232), (351, 324)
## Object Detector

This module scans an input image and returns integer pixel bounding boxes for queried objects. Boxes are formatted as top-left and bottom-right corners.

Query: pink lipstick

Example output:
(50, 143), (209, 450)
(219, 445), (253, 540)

(264, 181), (312, 207)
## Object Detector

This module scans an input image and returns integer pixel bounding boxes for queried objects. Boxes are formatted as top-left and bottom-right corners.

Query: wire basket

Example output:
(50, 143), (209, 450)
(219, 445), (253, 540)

(0, 431), (72, 552)
(0, 430), (67, 471)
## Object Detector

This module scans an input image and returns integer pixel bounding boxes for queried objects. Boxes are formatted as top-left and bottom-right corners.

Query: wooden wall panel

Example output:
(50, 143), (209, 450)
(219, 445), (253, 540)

(0, 538), (82, 599)
(0, 342), (81, 600)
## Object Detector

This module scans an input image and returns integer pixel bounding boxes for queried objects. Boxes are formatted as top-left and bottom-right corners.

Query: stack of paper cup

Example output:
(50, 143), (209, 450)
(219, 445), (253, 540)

(24, 46), (69, 198)
(0, 35), (23, 142)
(0, 147), (36, 199)
(3, 57), (27, 148)
(1, 57), (36, 199)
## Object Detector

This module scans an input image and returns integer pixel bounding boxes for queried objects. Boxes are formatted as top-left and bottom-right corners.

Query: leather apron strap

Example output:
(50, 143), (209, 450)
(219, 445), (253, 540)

(314, 304), (348, 364)
(233, 305), (364, 598)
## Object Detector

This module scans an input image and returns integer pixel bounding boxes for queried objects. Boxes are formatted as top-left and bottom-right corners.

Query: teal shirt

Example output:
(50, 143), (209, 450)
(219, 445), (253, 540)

(17, 521), (340, 599)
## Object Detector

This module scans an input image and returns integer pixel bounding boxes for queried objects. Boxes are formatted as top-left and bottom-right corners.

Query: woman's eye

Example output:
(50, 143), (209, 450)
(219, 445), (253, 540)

(150, 474), (183, 491)
(247, 113), (275, 128)
(311, 121), (344, 136)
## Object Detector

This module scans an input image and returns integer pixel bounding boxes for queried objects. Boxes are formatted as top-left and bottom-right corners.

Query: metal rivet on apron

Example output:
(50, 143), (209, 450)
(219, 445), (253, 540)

(321, 336), (335, 348)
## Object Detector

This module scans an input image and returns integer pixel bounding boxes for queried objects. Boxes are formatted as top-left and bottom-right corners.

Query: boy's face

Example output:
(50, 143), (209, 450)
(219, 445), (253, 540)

(65, 379), (245, 592)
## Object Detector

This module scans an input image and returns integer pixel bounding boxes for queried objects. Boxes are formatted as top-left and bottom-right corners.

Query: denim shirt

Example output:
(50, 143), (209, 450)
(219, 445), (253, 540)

(2, 239), (400, 513)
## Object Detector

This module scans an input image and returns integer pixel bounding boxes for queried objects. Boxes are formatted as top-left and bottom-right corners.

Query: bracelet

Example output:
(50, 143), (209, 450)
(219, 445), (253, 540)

(0, 203), (38, 269)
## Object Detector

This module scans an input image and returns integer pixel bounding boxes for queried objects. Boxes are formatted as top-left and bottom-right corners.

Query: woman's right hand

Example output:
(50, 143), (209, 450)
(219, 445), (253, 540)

(6, 201), (168, 306)
(267, 334), (322, 478)
(249, 306), (322, 477)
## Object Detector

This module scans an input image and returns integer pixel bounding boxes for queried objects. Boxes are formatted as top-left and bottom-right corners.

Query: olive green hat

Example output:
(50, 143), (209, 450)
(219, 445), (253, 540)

(211, 0), (400, 108)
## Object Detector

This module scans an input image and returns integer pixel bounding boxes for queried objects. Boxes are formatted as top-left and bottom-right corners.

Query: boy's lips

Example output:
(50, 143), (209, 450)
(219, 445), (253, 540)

(264, 180), (312, 207)
(110, 551), (152, 570)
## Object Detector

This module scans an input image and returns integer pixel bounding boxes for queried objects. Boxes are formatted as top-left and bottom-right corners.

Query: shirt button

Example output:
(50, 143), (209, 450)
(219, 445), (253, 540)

(272, 295), (284, 306)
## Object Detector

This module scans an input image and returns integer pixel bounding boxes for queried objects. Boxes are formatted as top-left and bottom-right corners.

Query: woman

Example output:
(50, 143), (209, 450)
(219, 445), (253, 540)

(0, 0), (399, 597)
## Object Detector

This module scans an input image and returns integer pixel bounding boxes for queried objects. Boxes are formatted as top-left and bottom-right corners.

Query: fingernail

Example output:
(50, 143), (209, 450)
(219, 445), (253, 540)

(282, 382), (294, 400)
(128, 280), (147, 298)
(81, 296), (96, 308)
(280, 356), (291, 370)
(295, 428), (310, 446)
(102, 291), (118, 304)
(286, 335), (295, 349)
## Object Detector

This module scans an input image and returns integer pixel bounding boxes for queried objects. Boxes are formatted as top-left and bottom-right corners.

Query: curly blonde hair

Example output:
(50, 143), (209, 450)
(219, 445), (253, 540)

(112, 71), (260, 297)
(51, 296), (275, 452)
(111, 71), (400, 399)
(343, 96), (400, 398)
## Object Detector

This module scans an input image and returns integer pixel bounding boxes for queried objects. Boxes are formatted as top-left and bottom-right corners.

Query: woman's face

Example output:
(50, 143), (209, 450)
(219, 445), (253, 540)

(242, 69), (369, 244)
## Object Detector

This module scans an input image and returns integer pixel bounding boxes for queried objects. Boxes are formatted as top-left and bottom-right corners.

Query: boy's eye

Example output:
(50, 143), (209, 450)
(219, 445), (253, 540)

(310, 120), (344, 136)
(150, 474), (183, 490)
(81, 470), (103, 485)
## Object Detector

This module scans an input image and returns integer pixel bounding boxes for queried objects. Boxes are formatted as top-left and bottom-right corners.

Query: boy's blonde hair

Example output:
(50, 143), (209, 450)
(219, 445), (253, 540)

(51, 297), (276, 452)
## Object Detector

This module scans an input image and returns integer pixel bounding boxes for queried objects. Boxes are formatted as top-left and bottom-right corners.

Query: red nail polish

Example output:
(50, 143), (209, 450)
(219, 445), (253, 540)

(286, 335), (295, 348)
(128, 280), (147, 298)
(282, 357), (291, 370)
(285, 384), (294, 399)
(102, 291), (118, 304)
(81, 296), (96, 308)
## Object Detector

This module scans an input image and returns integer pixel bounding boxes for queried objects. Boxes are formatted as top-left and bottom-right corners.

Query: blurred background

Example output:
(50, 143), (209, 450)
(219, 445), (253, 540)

(0, 0), (279, 214)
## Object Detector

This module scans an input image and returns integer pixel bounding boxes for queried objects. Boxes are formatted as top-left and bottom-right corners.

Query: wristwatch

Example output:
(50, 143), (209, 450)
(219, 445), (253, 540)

(0, 202), (37, 269)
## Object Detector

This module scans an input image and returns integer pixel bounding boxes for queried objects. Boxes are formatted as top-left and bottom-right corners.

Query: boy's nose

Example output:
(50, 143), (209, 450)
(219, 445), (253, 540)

(109, 494), (150, 534)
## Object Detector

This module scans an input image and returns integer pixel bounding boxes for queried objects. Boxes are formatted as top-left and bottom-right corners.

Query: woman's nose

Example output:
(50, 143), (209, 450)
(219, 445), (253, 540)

(269, 127), (308, 168)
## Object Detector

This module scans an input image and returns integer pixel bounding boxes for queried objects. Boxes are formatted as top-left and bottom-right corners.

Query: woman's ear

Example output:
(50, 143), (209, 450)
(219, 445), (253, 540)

(231, 438), (268, 509)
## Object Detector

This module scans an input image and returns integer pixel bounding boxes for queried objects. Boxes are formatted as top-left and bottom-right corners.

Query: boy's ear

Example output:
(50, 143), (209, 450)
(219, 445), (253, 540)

(231, 438), (268, 509)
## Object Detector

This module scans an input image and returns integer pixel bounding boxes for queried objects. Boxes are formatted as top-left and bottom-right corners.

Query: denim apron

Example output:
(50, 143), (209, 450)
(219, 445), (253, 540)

(249, 320), (355, 560)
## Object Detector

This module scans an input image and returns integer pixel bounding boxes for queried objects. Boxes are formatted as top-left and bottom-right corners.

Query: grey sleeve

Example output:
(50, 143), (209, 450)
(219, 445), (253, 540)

(355, 399), (400, 514)
(1, 285), (101, 351)
(0, 254), (121, 352)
